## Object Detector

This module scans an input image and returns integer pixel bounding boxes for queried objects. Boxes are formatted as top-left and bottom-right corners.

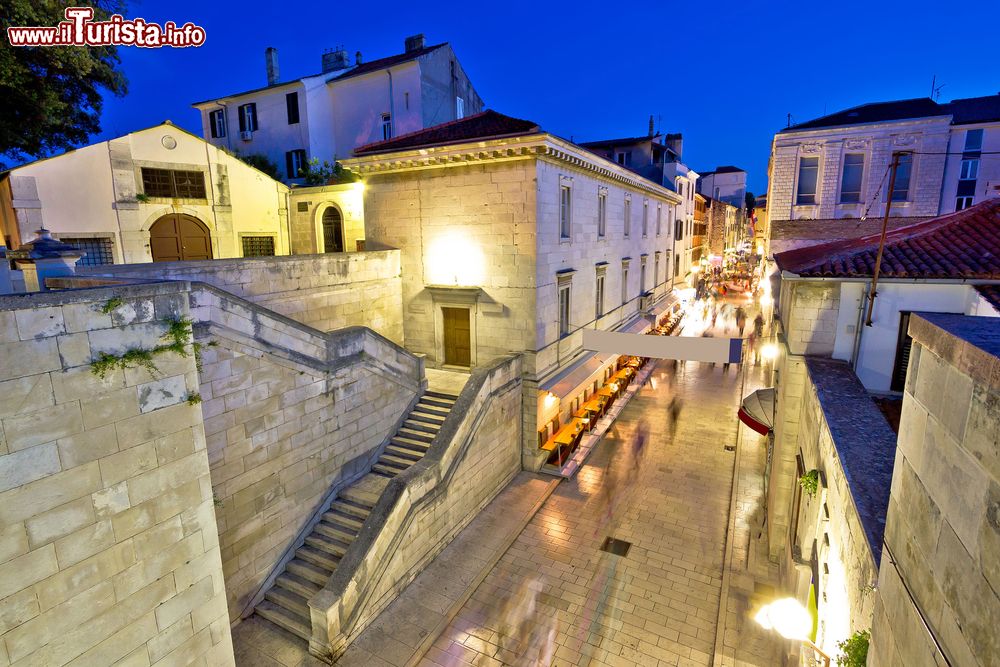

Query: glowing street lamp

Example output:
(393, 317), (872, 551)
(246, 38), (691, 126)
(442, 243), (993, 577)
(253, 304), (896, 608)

(761, 343), (778, 361)
(754, 598), (831, 666)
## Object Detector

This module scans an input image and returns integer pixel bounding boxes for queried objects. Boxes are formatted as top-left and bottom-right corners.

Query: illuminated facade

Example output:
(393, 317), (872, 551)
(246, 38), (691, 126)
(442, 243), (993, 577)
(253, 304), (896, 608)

(343, 111), (683, 468)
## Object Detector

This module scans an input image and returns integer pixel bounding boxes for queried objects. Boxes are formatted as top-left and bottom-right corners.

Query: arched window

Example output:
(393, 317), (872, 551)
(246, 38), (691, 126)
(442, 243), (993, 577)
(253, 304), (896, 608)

(321, 207), (344, 253)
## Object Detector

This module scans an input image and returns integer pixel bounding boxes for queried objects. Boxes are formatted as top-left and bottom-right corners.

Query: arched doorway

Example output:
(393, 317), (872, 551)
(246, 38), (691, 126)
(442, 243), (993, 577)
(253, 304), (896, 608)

(321, 206), (344, 253)
(149, 214), (212, 262)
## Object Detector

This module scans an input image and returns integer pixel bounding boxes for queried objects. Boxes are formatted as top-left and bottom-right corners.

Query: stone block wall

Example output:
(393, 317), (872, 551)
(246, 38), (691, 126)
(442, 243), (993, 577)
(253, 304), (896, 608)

(0, 284), (234, 666)
(870, 314), (1000, 666)
(78, 251), (404, 343)
(310, 354), (523, 661)
(780, 281), (839, 356)
(192, 285), (421, 620)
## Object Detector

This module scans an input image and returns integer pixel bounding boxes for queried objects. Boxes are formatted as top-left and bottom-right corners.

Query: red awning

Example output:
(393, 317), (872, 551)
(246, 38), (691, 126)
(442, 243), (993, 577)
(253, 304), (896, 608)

(738, 388), (775, 435)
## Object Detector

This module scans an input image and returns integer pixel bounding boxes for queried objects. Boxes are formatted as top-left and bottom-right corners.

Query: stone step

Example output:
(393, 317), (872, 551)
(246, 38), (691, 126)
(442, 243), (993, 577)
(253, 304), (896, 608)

(402, 420), (439, 435)
(384, 445), (422, 462)
(413, 402), (451, 418)
(296, 544), (340, 571)
(396, 427), (434, 443)
(330, 499), (371, 521)
(321, 509), (363, 531)
(372, 464), (400, 478)
(419, 397), (456, 410)
(256, 600), (310, 641)
(304, 533), (349, 558)
(286, 558), (331, 586)
(339, 475), (387, 507)
(378, 453), (415, 469)
(265, 585), (310, 618)
(313, 521), (356, 546)
(423, 390), (458, 402)
(276, 572), (321, 600)
(407, 411), (446, 426)
(391, 434), (432, 450)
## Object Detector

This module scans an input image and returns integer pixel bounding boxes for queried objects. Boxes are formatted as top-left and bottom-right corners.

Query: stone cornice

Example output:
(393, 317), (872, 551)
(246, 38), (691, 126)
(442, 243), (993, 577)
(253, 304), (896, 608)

(342, 134), (683, 204)
(774, 115), (953, 143)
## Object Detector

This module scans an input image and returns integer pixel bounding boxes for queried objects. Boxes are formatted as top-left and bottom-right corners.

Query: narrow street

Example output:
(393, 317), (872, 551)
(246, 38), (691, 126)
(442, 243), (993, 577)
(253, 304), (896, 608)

(416, 354), (784, 667)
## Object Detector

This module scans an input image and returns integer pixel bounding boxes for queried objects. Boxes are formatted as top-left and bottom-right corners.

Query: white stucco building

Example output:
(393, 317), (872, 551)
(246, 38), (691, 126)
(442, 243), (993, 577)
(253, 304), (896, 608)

(192, 35), (483, 184)
(0, 122), (289, 264)
(696, 165), (747, 209)
(766, 93), (1000, 255)
(343, 111), (683, 468)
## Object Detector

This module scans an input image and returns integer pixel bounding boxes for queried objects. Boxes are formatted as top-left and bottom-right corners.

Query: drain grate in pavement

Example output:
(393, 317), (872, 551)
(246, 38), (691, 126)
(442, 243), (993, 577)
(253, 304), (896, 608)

(600, 537), (632, 557)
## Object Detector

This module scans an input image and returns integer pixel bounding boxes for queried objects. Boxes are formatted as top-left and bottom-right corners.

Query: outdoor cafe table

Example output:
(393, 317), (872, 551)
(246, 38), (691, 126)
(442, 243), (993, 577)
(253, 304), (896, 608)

(547, 418), (585, 465)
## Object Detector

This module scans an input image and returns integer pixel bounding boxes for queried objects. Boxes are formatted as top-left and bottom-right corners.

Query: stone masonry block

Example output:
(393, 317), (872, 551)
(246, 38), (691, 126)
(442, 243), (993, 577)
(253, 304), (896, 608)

(0, 374), (55, 419)
(15, 306), (65, 340)
(0, 461), (102, 525)
(138, 375), (187, 414)
(57, 423), (119, 468)
(0, 338), (61, 382)
(24, 495), (96, 550)
(0, 544), (58, 600)
(0, 442), (62, 494)
(2, 401), (83, 453)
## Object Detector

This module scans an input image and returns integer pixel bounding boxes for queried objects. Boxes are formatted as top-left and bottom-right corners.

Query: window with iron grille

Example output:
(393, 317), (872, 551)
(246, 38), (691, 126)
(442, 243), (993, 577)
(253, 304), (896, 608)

(141, 168), (207, 199)
(58, 237), (114, 266)
(241, 236), (276, 257)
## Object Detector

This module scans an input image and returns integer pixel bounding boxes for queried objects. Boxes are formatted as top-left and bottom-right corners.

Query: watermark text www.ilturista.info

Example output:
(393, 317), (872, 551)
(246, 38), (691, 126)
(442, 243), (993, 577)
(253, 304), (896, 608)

(7, 7), (206, 48)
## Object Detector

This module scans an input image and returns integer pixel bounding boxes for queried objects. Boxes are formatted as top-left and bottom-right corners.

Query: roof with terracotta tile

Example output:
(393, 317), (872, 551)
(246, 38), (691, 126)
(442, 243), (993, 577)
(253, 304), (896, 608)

(773, 198), (1000, 279)
(975, 285), (1000, 313)
(352, 110), (541, 155)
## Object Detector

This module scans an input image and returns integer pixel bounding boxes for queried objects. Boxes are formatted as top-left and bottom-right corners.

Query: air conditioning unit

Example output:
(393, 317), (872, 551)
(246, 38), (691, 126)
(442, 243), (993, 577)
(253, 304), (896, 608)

(240, 130), (253, 141)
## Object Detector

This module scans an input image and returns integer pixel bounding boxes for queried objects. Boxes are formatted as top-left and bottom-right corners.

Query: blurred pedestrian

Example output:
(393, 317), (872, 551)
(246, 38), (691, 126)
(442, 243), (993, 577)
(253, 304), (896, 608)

(754, 313), (765, 337)
(668, 395), (683, 439)
(736, 306), (747, 336)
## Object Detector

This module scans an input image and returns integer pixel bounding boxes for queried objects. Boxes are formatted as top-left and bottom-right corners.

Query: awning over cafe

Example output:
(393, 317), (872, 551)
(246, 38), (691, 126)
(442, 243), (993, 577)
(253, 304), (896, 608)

(738, 388), (775, 435)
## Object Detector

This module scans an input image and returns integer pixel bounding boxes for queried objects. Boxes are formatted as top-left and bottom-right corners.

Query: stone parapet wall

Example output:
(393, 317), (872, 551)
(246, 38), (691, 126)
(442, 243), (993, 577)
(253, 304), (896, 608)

(870, 313), (1000, 666)
(309, 354), (524, 661)
(78, 251), (404, 343)
(0, 282), (234, 666)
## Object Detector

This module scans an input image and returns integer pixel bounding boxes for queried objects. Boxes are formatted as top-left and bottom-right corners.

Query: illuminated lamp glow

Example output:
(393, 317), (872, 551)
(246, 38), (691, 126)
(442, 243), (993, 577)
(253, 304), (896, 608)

(754, 598), (812, 641)
(760, 293), (773, 306)
(425, 232), (485, 286)
(761, 344), (778, 360)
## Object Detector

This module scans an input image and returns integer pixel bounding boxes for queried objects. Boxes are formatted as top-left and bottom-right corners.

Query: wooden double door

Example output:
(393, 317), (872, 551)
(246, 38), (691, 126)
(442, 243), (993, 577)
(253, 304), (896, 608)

(442, 307), (471, 367)
(149, 214), (212, 262)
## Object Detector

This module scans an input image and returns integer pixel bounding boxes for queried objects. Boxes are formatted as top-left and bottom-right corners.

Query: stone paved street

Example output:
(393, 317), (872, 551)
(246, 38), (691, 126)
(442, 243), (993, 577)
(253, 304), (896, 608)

(415, 358), (783, 667)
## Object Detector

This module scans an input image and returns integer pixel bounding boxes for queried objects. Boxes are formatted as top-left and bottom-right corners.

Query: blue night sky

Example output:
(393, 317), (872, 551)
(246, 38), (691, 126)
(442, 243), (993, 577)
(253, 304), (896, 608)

(89, 0), (1000, 194)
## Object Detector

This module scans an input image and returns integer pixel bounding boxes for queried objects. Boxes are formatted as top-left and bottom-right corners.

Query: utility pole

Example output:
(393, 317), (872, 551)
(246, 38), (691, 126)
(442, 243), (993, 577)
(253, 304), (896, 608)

(865, 152), (904, 326)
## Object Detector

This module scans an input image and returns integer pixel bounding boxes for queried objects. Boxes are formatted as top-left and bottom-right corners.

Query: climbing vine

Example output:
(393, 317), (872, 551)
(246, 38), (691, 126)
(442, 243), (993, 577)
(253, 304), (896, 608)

(799, 469), (820, 497)
(100, 297), (124, 314)
(835, 630), (870, 667)
(90, 316), (197, 379)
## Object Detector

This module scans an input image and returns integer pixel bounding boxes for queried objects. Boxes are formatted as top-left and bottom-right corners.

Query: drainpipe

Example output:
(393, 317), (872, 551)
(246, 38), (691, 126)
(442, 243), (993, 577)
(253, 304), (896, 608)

(386, 71), (395, 137)
(850, 281), (869, 372)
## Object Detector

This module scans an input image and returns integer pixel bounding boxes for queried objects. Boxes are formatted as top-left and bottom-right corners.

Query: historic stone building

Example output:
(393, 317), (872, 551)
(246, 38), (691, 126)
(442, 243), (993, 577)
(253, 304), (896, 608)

(343, 110), (684, 468)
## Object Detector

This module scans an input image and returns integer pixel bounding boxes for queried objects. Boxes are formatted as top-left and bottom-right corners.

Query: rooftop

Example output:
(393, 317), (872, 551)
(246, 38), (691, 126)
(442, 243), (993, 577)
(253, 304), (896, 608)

(352, 110), (541, 155)
(780, 93), (1000, 133)
(192, 43), (446, 106)
(975, 285), (1000, 313)
(700, 165), (746, 175)
(773, 198), (1000, 279)
(804, 358), (897, 566)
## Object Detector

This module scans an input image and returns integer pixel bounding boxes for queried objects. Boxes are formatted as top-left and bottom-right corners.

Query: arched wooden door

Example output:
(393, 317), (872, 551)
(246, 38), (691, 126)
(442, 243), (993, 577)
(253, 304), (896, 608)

(321, 207), (344, 253)
(149, 214), (212, 262)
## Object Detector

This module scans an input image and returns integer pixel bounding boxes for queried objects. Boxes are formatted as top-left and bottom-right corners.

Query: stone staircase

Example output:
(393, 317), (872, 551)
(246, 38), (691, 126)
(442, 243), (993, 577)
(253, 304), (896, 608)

(253, 390), (459, 640)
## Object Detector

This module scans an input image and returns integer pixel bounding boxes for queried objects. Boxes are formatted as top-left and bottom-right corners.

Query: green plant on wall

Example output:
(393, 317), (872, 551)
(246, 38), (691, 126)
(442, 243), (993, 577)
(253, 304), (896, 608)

(799, 469), (820, 497)
(91, 316), (196, 379)
(835, 629), (870, 667)
(100, 297), (124, 314)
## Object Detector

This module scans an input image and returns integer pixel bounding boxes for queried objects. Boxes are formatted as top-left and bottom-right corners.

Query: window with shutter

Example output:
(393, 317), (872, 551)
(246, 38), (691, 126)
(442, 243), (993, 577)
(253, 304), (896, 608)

(286, 92), (300, 124)
(890, 312), (912, 392)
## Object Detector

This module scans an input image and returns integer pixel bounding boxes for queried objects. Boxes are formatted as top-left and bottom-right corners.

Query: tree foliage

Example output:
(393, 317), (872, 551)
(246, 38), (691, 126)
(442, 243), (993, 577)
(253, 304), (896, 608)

(0, 0), (128, 165)
(298, 158), (359, 186)
(745, 191), (756, 211)
(235, 153), (281, 180)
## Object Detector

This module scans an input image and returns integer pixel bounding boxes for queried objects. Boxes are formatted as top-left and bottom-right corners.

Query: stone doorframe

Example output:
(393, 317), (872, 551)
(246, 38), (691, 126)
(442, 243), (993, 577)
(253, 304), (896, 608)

(426, 285), (483, 369)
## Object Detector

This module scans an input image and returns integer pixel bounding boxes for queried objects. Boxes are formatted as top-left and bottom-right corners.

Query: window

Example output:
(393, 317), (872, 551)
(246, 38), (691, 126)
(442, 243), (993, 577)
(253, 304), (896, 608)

(714, 186), (720, 199)
(890, 312), (913, 392)
(141, 168), (206, 199)
(58, 237), (114, 266)
(595, 270), (606, 318)
(640, 256), (647, 292)
(674, 217), (683, 241)
(840, 153), (864, 203)
(238, 103), (258, 132)
(286, 92), (300, 124)
(615, 151), (631, 167)
(654, 252), (660, 286)
(656, 205), (662, 236)
(621, 265), (629, 304)
(559, 185), (572, 239)
(642, 201), (649, 237)
(558, 283), (571, 337)
(956, 196), (974, 210)
(624, 197), (631, 237)
(597, 192), (607, 238)
(381, 113), (392, 140)
(456, 97), (465, 119)
(241, 236), (276, 257)
(209, 109), (226, 138)
(674, 253), (680, 277)
(796, 156), (819, 205)
(960, 158), (979, 181)
(890, 152), (912, 202)
(964, 128), (984, 152)
(286, 149), (307, 179)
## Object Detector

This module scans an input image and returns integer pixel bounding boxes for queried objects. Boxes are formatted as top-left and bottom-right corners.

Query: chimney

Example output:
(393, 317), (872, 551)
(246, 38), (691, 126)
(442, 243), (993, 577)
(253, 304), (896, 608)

(321, 47), (350, 73)
(355, 51), (363, 65)
(648, 115), (655, 137)
(404, 34), (426, 53)
(664, 133), (683, 159)
(265, 47), (279, 86)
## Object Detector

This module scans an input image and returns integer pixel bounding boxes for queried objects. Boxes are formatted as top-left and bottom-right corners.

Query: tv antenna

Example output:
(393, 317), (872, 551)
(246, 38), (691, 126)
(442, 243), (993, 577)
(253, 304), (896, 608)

(930, 75), (946, 101)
